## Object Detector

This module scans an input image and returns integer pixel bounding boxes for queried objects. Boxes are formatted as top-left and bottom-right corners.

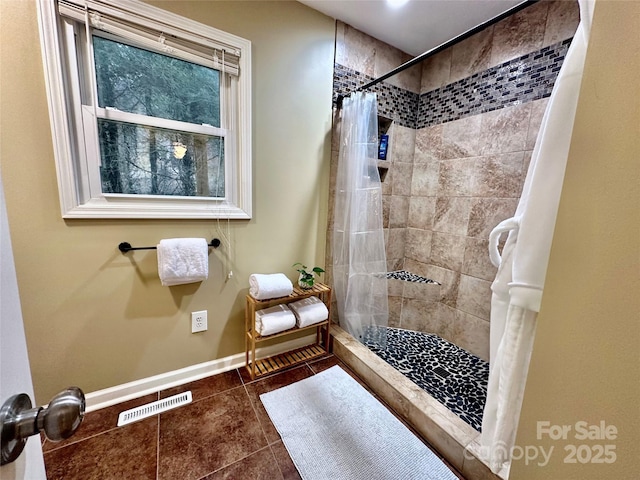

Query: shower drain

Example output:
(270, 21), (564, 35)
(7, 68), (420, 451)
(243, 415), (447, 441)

(432, 366), (451, 380)
(117, 391), (192, 426)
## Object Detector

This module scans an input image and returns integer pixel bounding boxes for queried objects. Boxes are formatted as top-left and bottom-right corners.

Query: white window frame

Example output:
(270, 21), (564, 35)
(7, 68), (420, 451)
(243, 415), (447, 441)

(36, 0), (252, 219)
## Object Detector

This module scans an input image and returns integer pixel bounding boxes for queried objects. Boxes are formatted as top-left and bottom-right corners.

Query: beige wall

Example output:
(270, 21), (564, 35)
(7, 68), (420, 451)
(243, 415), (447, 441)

(0, 0), (334, 403)
(511, 0), (640, 477)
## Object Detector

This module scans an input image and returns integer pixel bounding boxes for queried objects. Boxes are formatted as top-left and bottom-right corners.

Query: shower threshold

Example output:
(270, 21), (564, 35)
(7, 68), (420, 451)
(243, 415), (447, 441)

(331, 324), (506, 480)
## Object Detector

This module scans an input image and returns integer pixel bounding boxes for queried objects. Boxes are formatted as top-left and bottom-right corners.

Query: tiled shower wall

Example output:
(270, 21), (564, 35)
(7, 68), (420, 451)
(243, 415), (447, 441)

(327, 1), (579, 360)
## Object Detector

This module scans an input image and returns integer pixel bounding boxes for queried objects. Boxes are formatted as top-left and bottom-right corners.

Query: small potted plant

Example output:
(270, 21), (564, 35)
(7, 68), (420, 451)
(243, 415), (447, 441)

(292, 263), (325, 289)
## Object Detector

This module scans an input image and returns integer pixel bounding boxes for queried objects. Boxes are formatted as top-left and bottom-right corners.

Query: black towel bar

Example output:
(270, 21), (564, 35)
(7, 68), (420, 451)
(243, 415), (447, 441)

(118, 238), (221, 253)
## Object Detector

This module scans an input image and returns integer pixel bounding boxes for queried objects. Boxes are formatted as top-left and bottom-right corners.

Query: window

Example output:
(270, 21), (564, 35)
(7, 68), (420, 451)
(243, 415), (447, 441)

(37, 0), (252, 218)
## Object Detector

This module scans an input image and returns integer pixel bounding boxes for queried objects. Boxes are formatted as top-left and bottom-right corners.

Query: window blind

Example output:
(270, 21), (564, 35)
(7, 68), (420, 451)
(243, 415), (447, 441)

(58, 0), (240, 75)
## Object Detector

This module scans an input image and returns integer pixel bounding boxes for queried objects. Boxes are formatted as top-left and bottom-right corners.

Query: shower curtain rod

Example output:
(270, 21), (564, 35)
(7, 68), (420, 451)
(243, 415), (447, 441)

(337, 0), (538, 107)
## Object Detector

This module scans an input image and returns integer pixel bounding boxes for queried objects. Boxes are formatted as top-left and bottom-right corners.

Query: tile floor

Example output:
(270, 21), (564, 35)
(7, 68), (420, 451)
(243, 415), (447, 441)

(43, 355), (465, 480)
(363, 326), (489, 431)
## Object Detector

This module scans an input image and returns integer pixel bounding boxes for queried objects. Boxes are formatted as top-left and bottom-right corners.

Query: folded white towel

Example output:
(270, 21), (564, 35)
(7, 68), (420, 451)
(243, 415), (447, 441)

(249, 273), (293, 300)
(288, 296), (329, 328)
(157, 238), (209, 287)
(255, 304), (296, 336)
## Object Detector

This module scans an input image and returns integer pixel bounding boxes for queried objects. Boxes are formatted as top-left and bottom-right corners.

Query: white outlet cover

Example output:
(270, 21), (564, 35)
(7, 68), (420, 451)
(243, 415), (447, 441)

(191, 310), (207, 333)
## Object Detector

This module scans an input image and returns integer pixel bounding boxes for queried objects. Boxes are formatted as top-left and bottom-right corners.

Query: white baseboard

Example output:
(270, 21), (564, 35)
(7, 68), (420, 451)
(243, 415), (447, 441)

(85, 334), (317, 412)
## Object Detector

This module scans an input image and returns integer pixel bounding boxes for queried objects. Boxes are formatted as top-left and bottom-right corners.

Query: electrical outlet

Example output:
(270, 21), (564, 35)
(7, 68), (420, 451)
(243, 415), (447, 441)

(191, 310), (207, 333)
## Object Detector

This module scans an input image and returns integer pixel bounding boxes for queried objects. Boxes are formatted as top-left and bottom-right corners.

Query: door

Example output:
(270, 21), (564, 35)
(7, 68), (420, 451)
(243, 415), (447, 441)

(0, 173), (47, 479)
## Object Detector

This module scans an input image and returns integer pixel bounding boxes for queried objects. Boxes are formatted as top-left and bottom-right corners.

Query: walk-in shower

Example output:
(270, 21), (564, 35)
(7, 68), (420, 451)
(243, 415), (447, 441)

(327, 0), (582, 477)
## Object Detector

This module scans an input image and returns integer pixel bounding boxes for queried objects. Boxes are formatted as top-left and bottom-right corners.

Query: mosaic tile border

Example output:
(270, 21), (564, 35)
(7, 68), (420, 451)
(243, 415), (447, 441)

(363, 326), (489, 431)
(417, 38), (572, 128)
(333, 37), (572, 130)
(333, 64), (419, 128)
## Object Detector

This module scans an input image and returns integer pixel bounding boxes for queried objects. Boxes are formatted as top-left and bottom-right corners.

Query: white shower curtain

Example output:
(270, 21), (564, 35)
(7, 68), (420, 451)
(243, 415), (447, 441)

(481, 0), (595, 475)
(332, 92), (389, 343)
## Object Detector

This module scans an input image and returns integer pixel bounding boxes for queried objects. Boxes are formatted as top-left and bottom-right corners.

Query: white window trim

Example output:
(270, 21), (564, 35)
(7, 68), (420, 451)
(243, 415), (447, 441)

(36, 0), (252, 219)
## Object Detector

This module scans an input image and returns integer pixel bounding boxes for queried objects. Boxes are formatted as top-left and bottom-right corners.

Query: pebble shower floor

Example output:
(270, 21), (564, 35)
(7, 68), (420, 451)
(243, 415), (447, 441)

(363, 326), (489, 431)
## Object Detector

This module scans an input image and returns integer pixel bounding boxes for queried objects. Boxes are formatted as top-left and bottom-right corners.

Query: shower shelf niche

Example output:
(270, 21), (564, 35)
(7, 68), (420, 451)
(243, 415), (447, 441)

(377, 115), (392, 182)
(245, 283), (331, 380)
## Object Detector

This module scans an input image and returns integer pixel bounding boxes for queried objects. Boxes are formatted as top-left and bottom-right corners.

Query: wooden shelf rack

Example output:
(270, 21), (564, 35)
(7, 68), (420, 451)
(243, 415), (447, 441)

(245, 283), (331, 380)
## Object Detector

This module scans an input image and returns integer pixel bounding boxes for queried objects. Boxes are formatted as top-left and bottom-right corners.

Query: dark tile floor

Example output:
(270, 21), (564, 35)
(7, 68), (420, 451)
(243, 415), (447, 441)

(43, 355), (465, 480)
(363, 326), (489, 431)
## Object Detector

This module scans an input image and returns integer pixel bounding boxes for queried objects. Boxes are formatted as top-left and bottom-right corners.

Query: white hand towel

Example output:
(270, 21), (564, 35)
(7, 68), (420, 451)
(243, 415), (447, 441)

(255, 304), (296, 336)
(157, 238), (209, 287)
(288, 296), (329, 328)
(249, 273), (293, 300)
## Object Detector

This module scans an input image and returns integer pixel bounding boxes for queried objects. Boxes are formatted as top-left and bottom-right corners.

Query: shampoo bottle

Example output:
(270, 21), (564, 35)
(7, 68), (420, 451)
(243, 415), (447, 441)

(378, 134), (389, 160)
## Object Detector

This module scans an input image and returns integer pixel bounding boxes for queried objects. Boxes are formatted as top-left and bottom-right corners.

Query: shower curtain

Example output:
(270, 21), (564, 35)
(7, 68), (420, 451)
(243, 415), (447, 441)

(481, 0), (595, 475)
(332, 92), (389, 343)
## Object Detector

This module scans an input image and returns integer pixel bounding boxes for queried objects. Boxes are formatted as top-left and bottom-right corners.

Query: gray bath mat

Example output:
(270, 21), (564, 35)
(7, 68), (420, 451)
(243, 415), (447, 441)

(260, 366), (458, 480)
